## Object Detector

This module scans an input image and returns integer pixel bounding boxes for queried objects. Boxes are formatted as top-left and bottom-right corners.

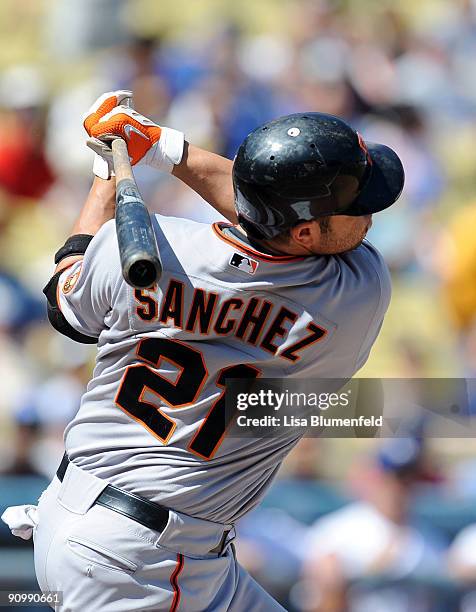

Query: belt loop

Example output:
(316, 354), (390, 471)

(56, 458), (109, 515)
(56, 452), (69, 482)
(209, 526), (236, 555)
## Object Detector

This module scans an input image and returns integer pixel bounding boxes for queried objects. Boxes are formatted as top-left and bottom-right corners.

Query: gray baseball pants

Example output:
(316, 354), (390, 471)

(33, 459), (285, 611)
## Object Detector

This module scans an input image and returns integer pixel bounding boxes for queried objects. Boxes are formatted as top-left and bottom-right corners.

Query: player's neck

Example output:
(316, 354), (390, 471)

(235, 224), (311, 256)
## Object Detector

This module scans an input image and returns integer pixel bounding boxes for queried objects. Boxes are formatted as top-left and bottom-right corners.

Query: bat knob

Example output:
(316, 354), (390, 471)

(127, 258), (160, 289)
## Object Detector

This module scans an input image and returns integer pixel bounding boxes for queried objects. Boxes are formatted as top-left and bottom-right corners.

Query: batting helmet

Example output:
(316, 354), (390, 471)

(233, 112), (405, 240)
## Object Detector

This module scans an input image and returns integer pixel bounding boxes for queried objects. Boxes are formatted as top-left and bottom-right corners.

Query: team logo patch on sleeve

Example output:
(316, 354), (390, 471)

(62, 264), (82, 294)
(229, 253), (259, 275)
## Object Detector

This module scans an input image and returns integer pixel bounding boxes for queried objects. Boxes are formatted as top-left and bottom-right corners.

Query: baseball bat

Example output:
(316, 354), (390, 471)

(112, 137), (162, 289)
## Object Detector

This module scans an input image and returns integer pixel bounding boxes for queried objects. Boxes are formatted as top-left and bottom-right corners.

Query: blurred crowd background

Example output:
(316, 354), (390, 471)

(1, 0), (476, 610)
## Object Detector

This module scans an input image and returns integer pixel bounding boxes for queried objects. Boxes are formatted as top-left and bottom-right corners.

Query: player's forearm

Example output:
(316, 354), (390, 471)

(172, 143), (238, 223)
(71, 176), (116, 235)
(84, 94), (237, 222)
(55, 176), (116, 273)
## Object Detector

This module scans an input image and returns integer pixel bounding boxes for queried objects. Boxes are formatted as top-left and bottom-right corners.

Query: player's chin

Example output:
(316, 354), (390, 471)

(332, 234), (368, 255)
(318, 242), (362, 255)
(347, 227), (371, 252)
(316, 229), (369, 255)
(349, 235), (367, 251)
(337, 241), (364, 254)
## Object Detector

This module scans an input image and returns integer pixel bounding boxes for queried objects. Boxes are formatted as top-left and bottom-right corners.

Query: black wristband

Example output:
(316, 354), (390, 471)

(54, 234), (94, 265)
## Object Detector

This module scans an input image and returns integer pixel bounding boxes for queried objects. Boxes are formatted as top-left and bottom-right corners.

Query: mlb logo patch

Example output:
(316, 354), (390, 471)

(229, 253), (259, 275)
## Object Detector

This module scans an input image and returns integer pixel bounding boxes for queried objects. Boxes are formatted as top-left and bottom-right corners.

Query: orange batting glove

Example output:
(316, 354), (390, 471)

(83, 90), (133, 179)
(83, 91), (184, 178)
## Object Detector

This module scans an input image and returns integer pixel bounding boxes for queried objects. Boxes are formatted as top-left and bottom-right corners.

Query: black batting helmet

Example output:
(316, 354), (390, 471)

(233, 112), (405, 240)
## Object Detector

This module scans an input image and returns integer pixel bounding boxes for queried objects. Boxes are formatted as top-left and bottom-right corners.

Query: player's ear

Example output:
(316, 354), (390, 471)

(290, 222), (315, 249)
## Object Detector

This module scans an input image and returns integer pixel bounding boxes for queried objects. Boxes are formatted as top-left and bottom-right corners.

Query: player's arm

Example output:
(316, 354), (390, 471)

(55, 176), (116, 275)
(43, 176), (116, 344)
(84, 91), (237, 223)
(172, 143), (236, 223)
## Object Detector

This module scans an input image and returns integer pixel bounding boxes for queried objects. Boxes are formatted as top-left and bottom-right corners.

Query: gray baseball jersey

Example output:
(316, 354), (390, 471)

(57, 215), (390, 524)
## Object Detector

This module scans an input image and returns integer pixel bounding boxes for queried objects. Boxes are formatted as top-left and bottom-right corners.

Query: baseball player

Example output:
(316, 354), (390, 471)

(2, 91), (404, 611)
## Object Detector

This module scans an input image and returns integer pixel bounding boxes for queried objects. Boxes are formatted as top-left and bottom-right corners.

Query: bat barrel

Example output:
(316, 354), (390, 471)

(115, 178), (162, 288)
(112, 138), (162, 289)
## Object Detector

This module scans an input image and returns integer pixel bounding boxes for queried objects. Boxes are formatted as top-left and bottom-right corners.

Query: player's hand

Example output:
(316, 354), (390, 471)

(83, 90), (134, 179)
(83, 91), (184, 177)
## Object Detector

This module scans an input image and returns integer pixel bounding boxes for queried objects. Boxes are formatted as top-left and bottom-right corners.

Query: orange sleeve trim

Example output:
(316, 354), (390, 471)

(212, 223), (305, 263)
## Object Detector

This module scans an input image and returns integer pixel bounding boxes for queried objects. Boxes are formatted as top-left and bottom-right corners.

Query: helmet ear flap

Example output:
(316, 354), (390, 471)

(234, 182), (283, 239)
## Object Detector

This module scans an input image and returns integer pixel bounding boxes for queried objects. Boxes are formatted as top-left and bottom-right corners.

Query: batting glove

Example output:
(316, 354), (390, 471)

(83, 91), (184, 179)
(83, 90), (134, 179)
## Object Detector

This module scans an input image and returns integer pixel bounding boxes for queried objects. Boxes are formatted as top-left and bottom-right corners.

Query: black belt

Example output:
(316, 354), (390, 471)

(56, 453), (169, 533)
(56, 454), (230, 554)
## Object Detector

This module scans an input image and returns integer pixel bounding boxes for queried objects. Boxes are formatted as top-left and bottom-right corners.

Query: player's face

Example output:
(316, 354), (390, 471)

(313, 214), (373, 255)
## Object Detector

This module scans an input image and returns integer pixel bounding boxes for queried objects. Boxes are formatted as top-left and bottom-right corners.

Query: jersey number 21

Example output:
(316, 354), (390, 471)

(115, 337), (260, 459)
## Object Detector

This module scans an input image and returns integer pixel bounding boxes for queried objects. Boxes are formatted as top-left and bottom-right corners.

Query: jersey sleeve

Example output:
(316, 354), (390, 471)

(57, 220), (122, 339)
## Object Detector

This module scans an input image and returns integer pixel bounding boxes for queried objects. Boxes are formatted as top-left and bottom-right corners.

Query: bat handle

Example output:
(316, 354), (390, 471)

(111, 137), (134, 182)
(112, 95), (134, 176)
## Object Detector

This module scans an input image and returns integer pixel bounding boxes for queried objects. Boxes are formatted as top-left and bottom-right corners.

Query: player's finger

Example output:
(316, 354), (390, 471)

(83, 90), (133, 135)
(92, 154), (112, 180)
(86, 137), (113, 159)
(90, 108), (163, 165)
(86, 138), (114, 179)
(89, 110), (133, 141)
(87, 91), (133, 118)
(98, 106), (158, 128)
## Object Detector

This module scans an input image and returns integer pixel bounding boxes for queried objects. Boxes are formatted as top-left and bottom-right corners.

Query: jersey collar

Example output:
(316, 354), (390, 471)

(213, 223), (306, 263)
